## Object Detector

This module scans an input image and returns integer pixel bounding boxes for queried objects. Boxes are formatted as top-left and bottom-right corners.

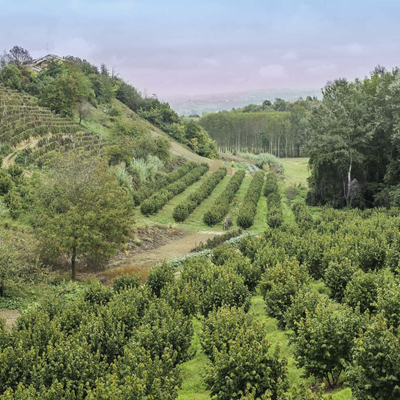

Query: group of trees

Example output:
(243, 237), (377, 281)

(199, 97), (317, 157)
(307, 66), (400, 208)
(0, 46), (217, 158)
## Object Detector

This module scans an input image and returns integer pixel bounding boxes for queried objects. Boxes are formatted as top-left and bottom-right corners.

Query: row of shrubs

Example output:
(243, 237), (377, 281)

(172, 167), (227, 222)
(237, 170), (264, 229)
(265, 172), (284, 228)
(292, 203), (313, 229)
(132, 161), (197, 206)
(234, 207), (400, 397)
(203, 169), (245, 226)
(140, 163), (209, 215)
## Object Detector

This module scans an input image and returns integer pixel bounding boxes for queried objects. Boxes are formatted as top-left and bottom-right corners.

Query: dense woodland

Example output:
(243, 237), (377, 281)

(306, 66), (400, 209)
(199, 97), (318, 157)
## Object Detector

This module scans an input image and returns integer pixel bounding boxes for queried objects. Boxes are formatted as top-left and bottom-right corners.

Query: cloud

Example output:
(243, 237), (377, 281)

(202, 58), (219, 67)
(333, 42), (365, 56)
(259, 64), (288, 79)
(51, 38), (100, 59)
(282, 50), (298, 61)
(307, 64), (337, 75)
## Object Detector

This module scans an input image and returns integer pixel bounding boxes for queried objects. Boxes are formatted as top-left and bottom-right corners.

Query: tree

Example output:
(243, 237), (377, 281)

(0, 64), (22, 89)
(346, 315), (400, 399)
(0, 230), (38, 297)
(0, 45), (32, 66)
(292, 303), (365, 388)
(33, 154), (133, 280)
(77, 100), (93, 124)
(205, 320), (288, 400)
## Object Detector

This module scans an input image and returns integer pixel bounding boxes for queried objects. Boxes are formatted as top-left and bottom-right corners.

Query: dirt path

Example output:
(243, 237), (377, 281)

(100, 231), (221, 281)
(0, 309), (21, 332)
(2, 138), (40, 168)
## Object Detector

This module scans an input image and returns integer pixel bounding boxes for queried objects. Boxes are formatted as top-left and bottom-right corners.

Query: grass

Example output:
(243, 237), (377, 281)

(280, 158), (309, 187)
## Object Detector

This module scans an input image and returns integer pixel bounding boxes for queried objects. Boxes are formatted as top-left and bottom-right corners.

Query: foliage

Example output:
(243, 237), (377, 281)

(205, 321), (288, 400)
(237, 171), (264, 229)
(307, 68), (400, 208)
(346, 314), (400, 399)
(323, 258), (358, 302)
(146, 262), (175, 297)
(259, 259), (310, 329)
(203, 169), (245, 226)
(343, 269), (389, 313)
(32, 154), (133, 279)
(113, 274), (142, 293)
(173, 167), (227, 222)
(291, 303), (365, 388)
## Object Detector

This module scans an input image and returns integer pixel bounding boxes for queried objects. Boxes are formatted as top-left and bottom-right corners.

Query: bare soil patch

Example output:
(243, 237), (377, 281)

(0, 309), (21, 332)
(99, 231), (220, 283)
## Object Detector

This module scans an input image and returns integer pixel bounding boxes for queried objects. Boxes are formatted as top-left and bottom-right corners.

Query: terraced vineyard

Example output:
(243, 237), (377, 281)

(0, 85), (103, 167)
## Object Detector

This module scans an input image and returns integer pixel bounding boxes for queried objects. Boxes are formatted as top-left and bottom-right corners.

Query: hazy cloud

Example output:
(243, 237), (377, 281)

(259, 64), (288, 79)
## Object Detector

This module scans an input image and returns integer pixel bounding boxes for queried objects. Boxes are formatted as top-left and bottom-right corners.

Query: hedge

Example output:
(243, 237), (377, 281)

(237, 170), (264, 229)
(173, 167), (227, 222)
(203, 169), (245, 226)
(265, 171), (284, 228)
(140, 163), (209, 215)
(133, 161), (197, 206)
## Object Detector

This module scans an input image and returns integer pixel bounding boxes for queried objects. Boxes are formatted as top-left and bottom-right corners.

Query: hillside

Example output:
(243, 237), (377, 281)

(0, 85), (211, 169)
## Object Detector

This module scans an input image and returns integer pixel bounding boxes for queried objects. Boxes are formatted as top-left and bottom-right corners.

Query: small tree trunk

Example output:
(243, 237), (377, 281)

(71, 246), (77, 280)
(0, 280), (3, 297)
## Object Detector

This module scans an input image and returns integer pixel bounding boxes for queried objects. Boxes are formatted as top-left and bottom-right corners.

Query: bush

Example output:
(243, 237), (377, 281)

(343, 269), (389, 313)
(203, 169), (245, 226)
(292, 203), (313, 229)
(83, 280), (114, 306)
(113, 274), (142, 293)
(346, 315), (400, 399)
(205, 321), (288, 400)
(237, 170), (264, 229)
(284, 288), (331, 334)
(292, 303), (365, 388)
(264, 172), (278, 196)
(173, 167), (227, 222)
(146, 262), (175, 297)
(323, 258), (358, 302)
(141, 163), (209, 215)
(200, 306), (253, 361)
(267, 206), (284, 228)
(259, 258), (310, 329)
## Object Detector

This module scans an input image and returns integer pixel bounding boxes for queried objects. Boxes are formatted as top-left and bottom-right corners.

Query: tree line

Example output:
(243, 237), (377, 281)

(306, 66), (400, 208)
(199, 97), (318, 157)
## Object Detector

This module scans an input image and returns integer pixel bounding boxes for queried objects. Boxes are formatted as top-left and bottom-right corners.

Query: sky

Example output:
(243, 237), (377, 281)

(1, 0), (400, 98)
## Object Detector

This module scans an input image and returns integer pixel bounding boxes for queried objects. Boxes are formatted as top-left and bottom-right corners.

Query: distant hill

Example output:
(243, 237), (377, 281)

(166, 88), (321, 116)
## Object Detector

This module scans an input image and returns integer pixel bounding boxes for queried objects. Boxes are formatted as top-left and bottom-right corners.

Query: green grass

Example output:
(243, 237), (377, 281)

(280, 158), (309, 187)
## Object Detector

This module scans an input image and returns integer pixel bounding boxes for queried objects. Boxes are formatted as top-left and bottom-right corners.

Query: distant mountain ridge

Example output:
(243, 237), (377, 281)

(165, 88), (322, 116)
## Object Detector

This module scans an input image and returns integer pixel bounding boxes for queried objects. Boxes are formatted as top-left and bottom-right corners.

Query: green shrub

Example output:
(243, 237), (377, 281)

(343, 269), (389, 313)
(113, 274), (142, 293)
(83, 281), (114, 306)
(203, 169), (245, 226)
(284, 289), (331, 335)
(237, 171), (264, 229)
(146, 262), (175, 297)
(346, 315), (400, 399)
(173, 167), (227, 222)
(292, 303), (365, 388)
(259, 258), (310, 329)
(205, 321), (288, 400)
(323, 258), (358, 302)
(264, 172), (278, 196)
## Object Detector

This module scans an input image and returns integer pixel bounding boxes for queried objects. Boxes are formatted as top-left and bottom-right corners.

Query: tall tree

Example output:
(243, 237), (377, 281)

(33, 154), (133, 280)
